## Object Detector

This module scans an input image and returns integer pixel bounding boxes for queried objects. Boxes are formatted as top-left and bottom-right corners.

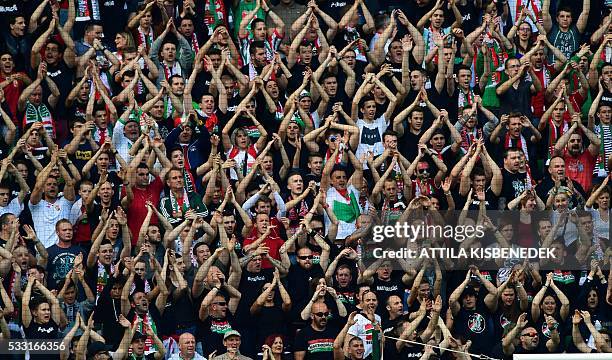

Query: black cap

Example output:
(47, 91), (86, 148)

(132, 331), (148, 342)
(87, 341), (112, 357)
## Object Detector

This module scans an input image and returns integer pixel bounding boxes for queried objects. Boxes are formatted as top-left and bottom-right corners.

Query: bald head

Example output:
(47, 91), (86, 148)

(178, 333), (196, 356)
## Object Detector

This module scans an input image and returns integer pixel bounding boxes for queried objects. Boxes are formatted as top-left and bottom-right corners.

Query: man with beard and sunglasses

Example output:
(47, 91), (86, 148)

(294, 302), (339, 360)
(501, 313), (560, 356)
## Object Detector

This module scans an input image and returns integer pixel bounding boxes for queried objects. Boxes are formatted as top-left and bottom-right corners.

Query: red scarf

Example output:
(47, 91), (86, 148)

(460, 127), (482, 153)
(191, 33), (200, 55)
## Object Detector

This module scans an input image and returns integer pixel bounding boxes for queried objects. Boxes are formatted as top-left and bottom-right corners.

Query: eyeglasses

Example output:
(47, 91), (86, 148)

(313, 312), (330, 318)
(213, 301), (227, 306)
(298, 255), (313, 260)
(521, 332), (538, 337)
(519, 28), (531, 32)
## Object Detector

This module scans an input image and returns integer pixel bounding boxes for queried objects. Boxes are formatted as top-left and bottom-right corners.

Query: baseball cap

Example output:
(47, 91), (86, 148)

(298, 90), (311, 99)
(223, 330), (241, 340)
(87, 341), (112, 357)
(132, 331), (148, 342)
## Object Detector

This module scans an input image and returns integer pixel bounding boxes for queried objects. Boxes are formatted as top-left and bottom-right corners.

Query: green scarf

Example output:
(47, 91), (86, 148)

(333, 191), (360, 224)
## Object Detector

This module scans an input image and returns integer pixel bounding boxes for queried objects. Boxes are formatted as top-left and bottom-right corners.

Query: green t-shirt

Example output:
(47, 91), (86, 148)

(233, 0), (265, 39)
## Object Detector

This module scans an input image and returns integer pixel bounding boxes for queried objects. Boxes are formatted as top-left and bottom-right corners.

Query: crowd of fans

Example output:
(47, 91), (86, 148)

(0, 0), (611, 359)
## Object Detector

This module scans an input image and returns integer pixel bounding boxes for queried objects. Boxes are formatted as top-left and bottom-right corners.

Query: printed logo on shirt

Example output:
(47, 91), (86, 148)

(376, 284), (399, 292)
(360, 126), (382, 146)
(211, 320), (232, 334)
(37, 326), (55, 334)
(499, 314), (511, 329)
(338, 291), (356, 305)
(0, 5), (18, 12)
(307, 338), (335, 353)
(468, 313), (486, 333)
(328, 1), (348, 7)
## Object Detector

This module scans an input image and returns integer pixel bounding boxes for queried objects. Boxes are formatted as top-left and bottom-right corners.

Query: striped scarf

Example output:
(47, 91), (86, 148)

(138, 27), (154, 50)
(169, 189), (190, 218)
(132, 312), (159, 353)
(547, 119), (568, 158)
(504, 132), (530, 161)
(460, 127), (482, 153)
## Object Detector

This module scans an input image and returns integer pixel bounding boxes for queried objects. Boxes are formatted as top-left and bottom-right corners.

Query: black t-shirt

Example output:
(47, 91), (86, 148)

(499, 169), (528, 206)
(66, 100), (87, 123)
(24, 319), (61, 360)
(198, 313), (236, 356)
(498, 80), (534, 120)
(63, 138), (95, 171)
(253, 304), (290, 348)
(398, 129), (424, 162)
(46, 61), (74, 115)
(453, 306), (496, 356)
(236, 269), (274, 318)
(319, 0), (354, 21)
(289, 60), (321, 92)
(286, 263), (325, 316)
(159, 289), (197, 336)
(294, 325), (339, 360)
(371, 272), (406, 314)
(455, 0), (481, 34)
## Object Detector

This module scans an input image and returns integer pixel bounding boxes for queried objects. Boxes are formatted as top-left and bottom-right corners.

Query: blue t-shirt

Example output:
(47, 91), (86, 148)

(46, 243), (85, 289)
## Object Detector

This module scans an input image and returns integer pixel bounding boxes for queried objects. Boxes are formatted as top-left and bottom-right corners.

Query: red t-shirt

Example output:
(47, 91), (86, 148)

(122, 177), (165, 245)
(247, 216), (283, 238)
(0, 75), (25, 124)
(243, 233), (285, 269)
(563, 149), (596, 192)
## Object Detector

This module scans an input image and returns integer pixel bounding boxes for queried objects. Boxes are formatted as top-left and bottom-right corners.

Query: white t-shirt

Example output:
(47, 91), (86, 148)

(0, 197), (24, 217)
(356, 115), (388, 168)
(29, 197), (75, 248)
(348, 313), (382, 358)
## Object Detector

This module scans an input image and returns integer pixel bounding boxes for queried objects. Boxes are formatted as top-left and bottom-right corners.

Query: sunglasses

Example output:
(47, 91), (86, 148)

(213, 301), (227, 306)
(521, 332), (538, 337)
(417, 168), (429, 174)
(298, 255), (313, 260)
(313, 312), (330, 318)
